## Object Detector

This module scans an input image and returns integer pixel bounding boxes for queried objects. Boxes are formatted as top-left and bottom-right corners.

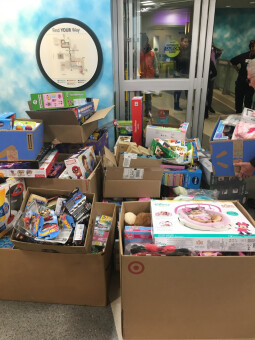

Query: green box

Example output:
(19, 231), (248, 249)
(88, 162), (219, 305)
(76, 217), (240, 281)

(30, 91), (86, 110)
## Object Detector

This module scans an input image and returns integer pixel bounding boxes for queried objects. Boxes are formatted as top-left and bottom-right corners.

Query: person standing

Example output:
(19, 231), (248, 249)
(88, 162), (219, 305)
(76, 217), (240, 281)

(173, 37), (191, 111)
(234, 58), (255, 179)
(230, 40), (255, 113)
(140, 33), (159, 118)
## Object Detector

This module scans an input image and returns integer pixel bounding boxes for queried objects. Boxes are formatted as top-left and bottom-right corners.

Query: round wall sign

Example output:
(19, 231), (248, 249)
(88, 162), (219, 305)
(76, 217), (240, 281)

(36, 18), (103, 90)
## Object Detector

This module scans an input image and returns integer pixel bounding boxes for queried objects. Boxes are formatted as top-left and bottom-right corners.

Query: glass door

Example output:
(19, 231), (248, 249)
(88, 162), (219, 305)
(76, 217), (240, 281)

(113, 0), (216, 142)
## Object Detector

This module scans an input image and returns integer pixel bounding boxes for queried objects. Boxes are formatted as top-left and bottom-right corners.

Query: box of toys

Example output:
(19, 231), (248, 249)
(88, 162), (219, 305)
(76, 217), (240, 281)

(0, 119), (43, 161)
(0, 201), (116, 306)
(119, 200), (255, 339)
(11, 187), (94, 254)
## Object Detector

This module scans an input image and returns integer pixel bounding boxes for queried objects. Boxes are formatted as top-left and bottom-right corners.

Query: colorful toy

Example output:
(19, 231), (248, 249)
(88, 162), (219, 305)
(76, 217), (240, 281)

(37, 223), (59, 239)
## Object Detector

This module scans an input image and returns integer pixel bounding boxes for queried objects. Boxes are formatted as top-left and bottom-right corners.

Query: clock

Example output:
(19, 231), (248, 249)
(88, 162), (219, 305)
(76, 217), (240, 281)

(36, 18), (103, 90)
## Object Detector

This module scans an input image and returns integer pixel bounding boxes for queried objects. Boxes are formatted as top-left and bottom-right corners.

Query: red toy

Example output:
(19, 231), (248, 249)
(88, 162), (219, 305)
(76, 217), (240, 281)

(72, 165), (82, 179)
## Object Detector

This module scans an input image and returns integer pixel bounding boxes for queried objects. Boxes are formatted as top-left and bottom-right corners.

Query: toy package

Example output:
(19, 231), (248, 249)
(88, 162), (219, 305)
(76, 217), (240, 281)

(64, 188), (92, 223)
(64, 146), (97, 179)
(0, 112), (16, 130)
(151, 200), (255, 251)
(124, 226), (152, 254)
(91, 215), (113, 252)
(30, 91), (86, 110)
(0, 178), (26, 238)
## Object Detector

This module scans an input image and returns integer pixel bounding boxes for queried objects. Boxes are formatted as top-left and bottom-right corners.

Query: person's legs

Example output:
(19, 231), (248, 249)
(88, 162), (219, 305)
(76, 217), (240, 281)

(144, 93), (152, 116)
(244, 85), (255, 109)
(207, 80), (215, 113)
(174, 91), (182, 110)
(235, 81), (245, 113)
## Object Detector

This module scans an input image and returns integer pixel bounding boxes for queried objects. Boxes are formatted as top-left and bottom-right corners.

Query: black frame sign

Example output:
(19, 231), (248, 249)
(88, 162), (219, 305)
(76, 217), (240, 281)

(36, 18), (103, 90)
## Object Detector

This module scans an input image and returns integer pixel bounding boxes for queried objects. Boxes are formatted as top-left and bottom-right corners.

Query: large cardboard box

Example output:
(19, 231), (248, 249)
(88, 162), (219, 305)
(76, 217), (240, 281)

(210, 117), (255, 177)
(0, 201), (116, 306)
(103, 167), (163, 198)
(11, 187), (95, 254)
(0, 119), (43, 161)
(119, 201), (255, 339)
(26, 99), (114, 143)
(25, 156), (103, 201)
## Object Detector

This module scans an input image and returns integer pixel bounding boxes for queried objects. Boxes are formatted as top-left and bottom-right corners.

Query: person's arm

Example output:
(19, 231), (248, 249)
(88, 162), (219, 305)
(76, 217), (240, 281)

(234, 158), (255, 178)
(230, 54), (242, 73)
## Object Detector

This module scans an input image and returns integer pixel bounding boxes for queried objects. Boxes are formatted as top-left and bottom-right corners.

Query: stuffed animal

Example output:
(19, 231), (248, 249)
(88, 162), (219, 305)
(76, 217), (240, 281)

(124, 211), (152, 226)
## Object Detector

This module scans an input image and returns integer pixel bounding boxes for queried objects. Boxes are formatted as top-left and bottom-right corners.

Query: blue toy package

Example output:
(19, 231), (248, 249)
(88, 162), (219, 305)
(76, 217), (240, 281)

(213, 120), (228, 140)
(59, 214), (75, 229)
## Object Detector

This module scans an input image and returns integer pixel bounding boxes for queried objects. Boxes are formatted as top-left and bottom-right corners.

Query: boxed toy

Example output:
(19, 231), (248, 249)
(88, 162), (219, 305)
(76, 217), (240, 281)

(0, 119), (43, 161)
(132, 97), (143, 146)
(0, 150), (58, 178)
(156, 109), (169, 124)
(64, 146), (97, 179)
(30, 91), (86, 110)
(0, 178), (26, 238)
(145, 122), (189, 147)
(151, 200), (255, 251)
(115, 120), (132, 139)
(84, 128), (109, 156)
(162, 168), (202, 189)
(69, 101), (95, 122)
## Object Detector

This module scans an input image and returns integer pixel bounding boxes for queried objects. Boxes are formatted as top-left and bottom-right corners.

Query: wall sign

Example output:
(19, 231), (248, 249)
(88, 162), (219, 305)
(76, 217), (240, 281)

(36, 18), (103, 90)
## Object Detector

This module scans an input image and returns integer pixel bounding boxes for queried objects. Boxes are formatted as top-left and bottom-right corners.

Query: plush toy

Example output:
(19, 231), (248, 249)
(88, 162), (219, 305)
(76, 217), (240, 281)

(124, 211), (152, 226)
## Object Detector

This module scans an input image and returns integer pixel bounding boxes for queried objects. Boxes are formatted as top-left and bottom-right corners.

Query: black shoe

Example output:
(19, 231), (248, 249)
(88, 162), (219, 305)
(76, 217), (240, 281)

(174, 106), (183, 111)
(209, 107), (215, 113)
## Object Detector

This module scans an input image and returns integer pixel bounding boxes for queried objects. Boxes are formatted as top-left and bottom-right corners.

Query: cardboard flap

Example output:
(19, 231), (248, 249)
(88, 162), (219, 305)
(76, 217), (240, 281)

(103, 146), (117, 167)
(26, 109), (79, 125)
(84, 106), (114, 125)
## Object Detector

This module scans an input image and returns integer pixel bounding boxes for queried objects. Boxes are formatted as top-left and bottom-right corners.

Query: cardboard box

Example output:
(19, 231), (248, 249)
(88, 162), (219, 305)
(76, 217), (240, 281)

(200, 157), (247, 201)
(11, 187), (95, 254)
(0, 201), (116, 306)
(118, 154), (162, 168)
(119, 200), (255, 339)
(132, 97), (143, 146)
(0, 149), (58, 178)
(145, 122), (189, 147)
(26, 99), (114, 143)
(210, 117), (255, 177)
(0, 119), (43, 161)
(103, 167), (163, 198)
(0, 112), (16, 130)
(25, 156), (103, 201)
(84, 129), (109, 156)
(30, 91), (86, 110)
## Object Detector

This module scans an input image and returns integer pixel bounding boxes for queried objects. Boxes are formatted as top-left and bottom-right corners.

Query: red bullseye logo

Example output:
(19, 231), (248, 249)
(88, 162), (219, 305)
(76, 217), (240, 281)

(128, 261), (145, 275)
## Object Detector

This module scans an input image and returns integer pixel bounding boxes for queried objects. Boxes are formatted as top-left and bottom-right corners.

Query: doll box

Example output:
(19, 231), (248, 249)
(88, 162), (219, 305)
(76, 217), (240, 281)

(210, 116), (255, 177)
(151, 200), (255, 251)
(0, 119), (43, 161)
(27, 99), (114, 143)
(0, 202), (116, 306)
(119, 200), (255, 339)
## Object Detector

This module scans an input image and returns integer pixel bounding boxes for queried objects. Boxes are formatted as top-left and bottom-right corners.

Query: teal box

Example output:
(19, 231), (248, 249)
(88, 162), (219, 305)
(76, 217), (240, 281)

(210, 118), (255, 177)
(30, 91), (86, 111)
(0, 119), (43, 161)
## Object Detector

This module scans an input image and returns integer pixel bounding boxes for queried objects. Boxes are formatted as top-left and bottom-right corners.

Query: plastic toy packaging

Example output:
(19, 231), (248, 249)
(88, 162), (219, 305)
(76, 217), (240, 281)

(13, 120), (38, 131)
(151, 138), (193, 165)
(232, 116), (255, 140)
(126, 243), (191, 256)
(173, 189), (219, 201)
(91, 215), (113, 252)
(222, 115), (241, 127)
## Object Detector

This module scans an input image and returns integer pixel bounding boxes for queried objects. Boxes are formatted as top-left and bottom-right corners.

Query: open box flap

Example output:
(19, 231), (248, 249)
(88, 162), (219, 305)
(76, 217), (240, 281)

(83, 106), (114, 125)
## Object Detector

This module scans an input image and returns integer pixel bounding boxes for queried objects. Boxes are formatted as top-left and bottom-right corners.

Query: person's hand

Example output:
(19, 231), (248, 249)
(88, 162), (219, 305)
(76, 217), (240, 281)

(234, 162), (255, 178)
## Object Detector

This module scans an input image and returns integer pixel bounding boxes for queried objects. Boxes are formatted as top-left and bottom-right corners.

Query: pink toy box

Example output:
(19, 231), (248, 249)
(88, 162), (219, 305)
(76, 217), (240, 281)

(151, 200), (255, 251)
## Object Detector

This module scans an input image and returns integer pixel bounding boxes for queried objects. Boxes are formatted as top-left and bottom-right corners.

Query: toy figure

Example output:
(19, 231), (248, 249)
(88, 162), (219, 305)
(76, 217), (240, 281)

(236, 222), (251, 235)
(72, 165), (82, 179)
